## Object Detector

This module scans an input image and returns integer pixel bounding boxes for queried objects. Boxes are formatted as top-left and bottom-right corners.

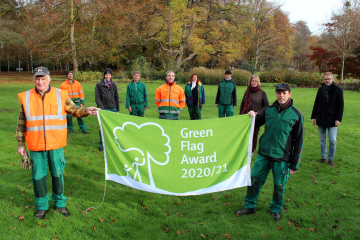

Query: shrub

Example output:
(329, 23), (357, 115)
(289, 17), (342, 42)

(127, 56), (153, 80)
(73, 71), (103, 82)
(239, 62), (256, 74)
(259, 69), (323, 87)
(186, 67), (251, 86)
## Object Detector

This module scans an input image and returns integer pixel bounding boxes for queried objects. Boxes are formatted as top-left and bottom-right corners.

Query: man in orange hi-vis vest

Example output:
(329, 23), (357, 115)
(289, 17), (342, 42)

(155, 70), (186, 120)
(15, 67), (98, 219)
(60, 71), (90, 134)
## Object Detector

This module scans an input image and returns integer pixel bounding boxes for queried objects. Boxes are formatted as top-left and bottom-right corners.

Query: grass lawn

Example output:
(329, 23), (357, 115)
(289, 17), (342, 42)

(0, 75), (359, 239)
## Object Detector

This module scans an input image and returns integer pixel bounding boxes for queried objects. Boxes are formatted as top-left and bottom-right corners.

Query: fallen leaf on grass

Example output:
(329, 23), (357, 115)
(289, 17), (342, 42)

(309, 228), (315, 231)
(165, 211), (169, 215)
(142, 206), (146, 210)
(18, 216), (24, 221)
(277, 226), (282, 230)
(81, 211), (85, 214)
(37, 222), (41, 226)
(201, 234), (206, 238)
(185, 230), (189, 232)
(93, 225), (95, 230)
(288, 220), (292, 228)
(174, 202), (179, 205)
(99, 218), (103, 223)
(263, 233), (268, 238)
(13, 227), (17, 230)
(330, 181), (337, 184)
(177, 231), (181, 235)
(199, 222), (203, 225)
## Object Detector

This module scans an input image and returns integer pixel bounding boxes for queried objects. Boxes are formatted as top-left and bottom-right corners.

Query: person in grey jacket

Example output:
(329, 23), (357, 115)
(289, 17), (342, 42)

(95, 68), (119, 151)
(311, 72), (344, 168)
(240, 75), (269, 153)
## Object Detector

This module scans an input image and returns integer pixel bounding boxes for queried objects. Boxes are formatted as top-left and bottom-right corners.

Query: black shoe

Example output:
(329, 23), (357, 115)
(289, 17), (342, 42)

(317, 158), (327, 163)
(235, 208), (256, 216)
(271, 212), (281, 221)
(82, 131), (91, 134)
(99, 147), (104, 151)
(328, 161), (335, 168)
(34, 210), (48, 219)
(56, 207), (70, 217)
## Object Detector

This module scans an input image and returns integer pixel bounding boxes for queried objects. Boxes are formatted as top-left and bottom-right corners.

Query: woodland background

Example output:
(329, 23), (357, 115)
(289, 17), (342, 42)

(1, 0), (360, 84)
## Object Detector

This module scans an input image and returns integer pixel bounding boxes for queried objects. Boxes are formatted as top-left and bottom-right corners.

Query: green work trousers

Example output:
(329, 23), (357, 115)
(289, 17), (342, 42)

(244, 153), (290, 213)
(67, 102), (87, 132)
(30, 148), (67, 210)
(188, 105), (202, 120)
(218, 104), (234, 118)
(130, 104), (145, 117)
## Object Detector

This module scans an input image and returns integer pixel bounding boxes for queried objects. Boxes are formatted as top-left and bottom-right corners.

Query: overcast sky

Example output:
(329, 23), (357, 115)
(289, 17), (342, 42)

(280, 0), (344, 35)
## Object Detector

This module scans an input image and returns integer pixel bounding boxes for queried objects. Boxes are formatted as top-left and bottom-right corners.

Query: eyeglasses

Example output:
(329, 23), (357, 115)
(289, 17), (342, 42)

(324, 78), (332, 80)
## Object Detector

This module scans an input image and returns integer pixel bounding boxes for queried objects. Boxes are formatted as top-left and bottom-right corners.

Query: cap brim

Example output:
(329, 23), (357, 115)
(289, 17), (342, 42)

(275, 87), (290, 92)
(34, 72), (49, 77)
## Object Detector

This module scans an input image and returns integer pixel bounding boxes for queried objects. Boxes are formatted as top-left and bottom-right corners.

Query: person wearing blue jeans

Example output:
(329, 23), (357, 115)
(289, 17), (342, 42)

(311, 72), (344, 168)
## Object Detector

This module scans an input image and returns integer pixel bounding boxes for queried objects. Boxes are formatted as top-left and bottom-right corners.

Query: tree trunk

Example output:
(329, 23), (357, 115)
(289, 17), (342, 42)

(70, 0), (78, 72)
(30, 50), (33, 72)
(167, 0), (174, 69)
(90, 0), (97, 67)
(7, 50), (10, 72)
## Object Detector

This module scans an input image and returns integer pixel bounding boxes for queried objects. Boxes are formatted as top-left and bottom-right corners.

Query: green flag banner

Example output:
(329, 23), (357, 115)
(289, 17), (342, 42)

(98, 110), (255, 196)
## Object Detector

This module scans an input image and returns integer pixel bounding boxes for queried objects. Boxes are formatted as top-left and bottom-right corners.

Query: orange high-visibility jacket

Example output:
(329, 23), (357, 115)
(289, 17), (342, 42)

(18, 88), (68, 151)
(155, 82), (186, 114)
(60, 79), (85, 104)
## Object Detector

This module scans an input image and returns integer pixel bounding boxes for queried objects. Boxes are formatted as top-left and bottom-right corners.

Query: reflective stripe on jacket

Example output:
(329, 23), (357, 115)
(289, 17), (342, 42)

(155, 82), (185, 114)
(18, 88), (68, 151)
(60, 79), (85, 104)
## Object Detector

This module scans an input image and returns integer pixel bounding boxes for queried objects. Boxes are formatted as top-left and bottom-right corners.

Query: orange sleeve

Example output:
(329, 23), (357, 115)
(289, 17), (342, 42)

(179, 87), (186, 109)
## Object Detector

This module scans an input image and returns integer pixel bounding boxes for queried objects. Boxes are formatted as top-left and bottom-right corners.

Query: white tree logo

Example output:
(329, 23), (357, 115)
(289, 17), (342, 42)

(113, 122), (171, 188)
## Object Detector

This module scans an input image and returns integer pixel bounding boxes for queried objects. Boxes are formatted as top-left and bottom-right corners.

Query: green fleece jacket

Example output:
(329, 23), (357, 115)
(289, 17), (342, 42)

(125, 80), (148, 108)
(215, 79), (237, 106)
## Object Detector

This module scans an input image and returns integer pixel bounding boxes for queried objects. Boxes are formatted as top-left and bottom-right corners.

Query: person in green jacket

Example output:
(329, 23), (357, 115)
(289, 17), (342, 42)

(215, 70), (237, 117)
(126, 71), (148, 117)
(235, 83), (304, 221)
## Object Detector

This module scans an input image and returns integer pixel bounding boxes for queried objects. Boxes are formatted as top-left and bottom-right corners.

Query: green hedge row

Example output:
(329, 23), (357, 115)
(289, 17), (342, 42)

(259, 69), (323, 87)
(176, 67), (251, 86)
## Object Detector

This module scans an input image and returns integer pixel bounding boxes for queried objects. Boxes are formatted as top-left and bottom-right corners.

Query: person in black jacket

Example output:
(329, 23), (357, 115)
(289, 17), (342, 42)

(95, 68), (119, 151)
(311, 72), (344, 168)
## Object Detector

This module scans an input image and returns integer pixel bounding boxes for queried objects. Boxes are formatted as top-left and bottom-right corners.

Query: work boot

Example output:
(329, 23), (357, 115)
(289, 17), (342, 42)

(34, 210), (48, 219)
(235, 208), (256, 216)
(271, 212), (281, 221)
(82, 131), (91, 134)
(99, 147), (104, 151)
(56, 207), (70, 217)
(317, 158), (327, 163)
(328, 161), (335, 168)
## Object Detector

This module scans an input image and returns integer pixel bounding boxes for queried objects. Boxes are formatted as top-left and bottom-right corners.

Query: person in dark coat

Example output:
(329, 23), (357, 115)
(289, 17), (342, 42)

(184, 73), (205, 120)
(240, 75), (269, 153)
(311, 72), (344, 168)
(95, 68), (119, 151)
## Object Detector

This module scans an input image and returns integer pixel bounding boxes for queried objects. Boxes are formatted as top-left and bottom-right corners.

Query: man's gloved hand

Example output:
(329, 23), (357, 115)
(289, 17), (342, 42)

(19, 151), (33, 170)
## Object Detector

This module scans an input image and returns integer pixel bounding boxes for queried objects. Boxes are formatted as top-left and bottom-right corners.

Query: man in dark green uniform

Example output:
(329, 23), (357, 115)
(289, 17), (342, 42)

(215, 70), (237, 117)
(235, 83), (304, 221)
(126, 71), (148, 117)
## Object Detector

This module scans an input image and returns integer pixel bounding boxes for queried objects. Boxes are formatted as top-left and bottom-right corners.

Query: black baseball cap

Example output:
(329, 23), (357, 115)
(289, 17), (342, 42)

(275, 83), (291, 92)
(34, 66), (50, 77)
